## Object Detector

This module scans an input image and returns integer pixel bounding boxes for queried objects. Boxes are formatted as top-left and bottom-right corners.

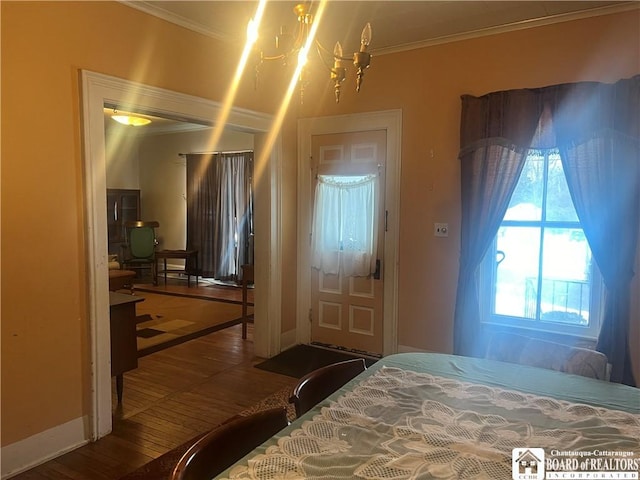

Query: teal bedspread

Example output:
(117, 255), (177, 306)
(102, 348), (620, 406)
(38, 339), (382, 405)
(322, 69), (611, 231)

(217, 353), (639, 479)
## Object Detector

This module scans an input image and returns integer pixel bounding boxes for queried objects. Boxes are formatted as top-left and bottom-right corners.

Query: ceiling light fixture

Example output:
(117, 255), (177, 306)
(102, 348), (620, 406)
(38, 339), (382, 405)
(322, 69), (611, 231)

(250, 3), (372, 103)
(111, 110), (152, 126)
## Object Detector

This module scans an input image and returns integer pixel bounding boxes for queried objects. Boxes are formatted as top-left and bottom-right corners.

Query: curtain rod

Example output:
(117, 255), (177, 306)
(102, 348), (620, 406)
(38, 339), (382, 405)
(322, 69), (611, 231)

(178, 150), (253, 157)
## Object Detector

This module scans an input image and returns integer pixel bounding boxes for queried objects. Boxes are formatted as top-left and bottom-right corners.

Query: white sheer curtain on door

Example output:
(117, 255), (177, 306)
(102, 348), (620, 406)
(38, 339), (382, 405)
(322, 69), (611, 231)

(311, 174), (378, 277)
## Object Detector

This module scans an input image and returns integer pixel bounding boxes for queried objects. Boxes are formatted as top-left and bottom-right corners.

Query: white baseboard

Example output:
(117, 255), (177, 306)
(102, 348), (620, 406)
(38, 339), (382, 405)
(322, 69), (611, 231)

(279, 329), (298, 354)
(1, 416), (89, 479)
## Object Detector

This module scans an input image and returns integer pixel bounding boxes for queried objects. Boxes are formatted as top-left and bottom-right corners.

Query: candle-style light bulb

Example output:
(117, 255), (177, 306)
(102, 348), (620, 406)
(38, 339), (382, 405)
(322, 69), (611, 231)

(354, 23), (372, 92)
(333, 41), (343, 66)
(246, 18), (259, 46)
(360, 22), (372, 51)
(297, 47), (308, 67)
(331, 41), (346, 103)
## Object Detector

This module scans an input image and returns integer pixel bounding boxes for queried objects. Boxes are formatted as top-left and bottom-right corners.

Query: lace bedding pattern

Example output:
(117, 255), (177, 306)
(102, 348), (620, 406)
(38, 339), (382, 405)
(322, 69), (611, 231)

(221, 366), (640, 479)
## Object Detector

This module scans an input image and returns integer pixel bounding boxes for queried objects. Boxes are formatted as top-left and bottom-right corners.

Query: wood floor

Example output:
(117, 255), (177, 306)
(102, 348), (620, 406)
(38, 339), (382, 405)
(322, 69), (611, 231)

(133, 277), (254, 305)
(11, 282), (294, 480)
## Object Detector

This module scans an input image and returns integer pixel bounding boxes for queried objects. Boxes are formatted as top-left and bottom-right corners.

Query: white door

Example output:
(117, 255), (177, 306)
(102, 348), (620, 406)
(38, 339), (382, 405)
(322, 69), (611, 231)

(310, 130), (386, 355)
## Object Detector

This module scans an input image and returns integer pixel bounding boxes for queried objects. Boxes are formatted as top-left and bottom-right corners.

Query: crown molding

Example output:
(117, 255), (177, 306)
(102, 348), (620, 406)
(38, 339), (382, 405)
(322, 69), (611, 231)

(121, 1), (638, 56)
(120, 0), (232, 42)
(372, 3), (640, 56)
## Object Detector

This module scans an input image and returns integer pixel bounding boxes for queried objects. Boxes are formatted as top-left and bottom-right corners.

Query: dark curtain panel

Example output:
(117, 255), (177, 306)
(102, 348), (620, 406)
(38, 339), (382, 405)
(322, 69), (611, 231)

(186, 152), (254, 281)
(454, 76), (639, 385)
(548, 76), (640, 385)
(186, 153), (217, 278)
(454, 90), (543, 357)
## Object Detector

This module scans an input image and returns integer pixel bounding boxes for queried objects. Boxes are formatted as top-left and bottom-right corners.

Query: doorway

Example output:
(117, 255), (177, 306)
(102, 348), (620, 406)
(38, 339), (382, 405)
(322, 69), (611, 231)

(296, 110), (402, 356)
(81, 71), (283, 440)
(310, 130), (386, 355)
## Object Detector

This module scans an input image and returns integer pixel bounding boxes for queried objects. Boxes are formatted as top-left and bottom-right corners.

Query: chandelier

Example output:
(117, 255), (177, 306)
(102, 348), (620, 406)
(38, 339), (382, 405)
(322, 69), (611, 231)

(251, 3), (372, 103)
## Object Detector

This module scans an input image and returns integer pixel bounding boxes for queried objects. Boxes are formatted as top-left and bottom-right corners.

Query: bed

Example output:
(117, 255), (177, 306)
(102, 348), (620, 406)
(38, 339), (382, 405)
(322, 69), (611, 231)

(217, 352), (640, 479)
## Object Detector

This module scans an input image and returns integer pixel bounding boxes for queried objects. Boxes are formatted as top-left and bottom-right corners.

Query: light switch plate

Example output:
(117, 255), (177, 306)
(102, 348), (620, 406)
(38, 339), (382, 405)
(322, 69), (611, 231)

(434, 223), (449, 237)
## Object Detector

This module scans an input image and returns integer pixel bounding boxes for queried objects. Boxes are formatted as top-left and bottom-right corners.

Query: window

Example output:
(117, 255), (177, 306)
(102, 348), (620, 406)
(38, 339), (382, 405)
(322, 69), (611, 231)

(481, 149), (602, 338)
(311, 174), (377, 277)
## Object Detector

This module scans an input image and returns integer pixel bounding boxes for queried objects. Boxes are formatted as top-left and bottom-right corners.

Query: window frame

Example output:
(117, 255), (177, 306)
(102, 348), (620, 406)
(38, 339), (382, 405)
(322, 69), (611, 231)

(479, 150), (604, 340)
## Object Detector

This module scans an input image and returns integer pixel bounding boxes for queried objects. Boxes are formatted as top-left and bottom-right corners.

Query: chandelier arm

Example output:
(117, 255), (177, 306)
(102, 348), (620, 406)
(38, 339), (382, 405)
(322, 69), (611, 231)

(293, 20), (306, 51)
(314, 40), (332, 55)
(314, 42), (336, 73)
(314, 39), (352, 62)
(262, 54), (287, 62)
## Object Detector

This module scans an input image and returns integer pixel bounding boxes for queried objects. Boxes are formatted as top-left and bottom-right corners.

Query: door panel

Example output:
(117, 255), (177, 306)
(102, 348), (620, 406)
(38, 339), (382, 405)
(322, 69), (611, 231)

(310, 130), (386, 355)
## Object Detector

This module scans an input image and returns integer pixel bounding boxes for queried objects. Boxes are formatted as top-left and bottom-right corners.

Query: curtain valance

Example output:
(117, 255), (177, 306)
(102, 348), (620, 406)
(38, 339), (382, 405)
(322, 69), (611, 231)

(459, 75), (640, 155)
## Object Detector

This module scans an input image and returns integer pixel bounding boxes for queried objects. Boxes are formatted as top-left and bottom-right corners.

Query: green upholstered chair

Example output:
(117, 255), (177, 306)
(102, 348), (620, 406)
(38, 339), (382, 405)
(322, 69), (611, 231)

(121, 221), (159, 283)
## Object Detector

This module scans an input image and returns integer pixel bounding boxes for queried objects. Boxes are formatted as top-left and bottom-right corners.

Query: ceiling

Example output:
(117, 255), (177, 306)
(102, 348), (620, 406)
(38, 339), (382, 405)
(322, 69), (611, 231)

(125, 1), (633, 55)
(112, 1), (634, 133)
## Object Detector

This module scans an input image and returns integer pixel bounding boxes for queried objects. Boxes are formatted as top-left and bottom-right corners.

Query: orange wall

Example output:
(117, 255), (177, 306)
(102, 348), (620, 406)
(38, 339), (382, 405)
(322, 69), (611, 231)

(1, 1), (638, 450)
(0, 1), (288, 446)
(299, 10), (640, 360)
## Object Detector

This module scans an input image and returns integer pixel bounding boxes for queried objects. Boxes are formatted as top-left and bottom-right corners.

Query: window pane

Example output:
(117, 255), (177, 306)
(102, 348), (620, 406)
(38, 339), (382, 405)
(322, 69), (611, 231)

(540, 228), (591, 325)
(546, 153), (579, 222)
(493, 226), (540, 318)
(484, 148), (600, 336)
(504, 154), (543, 221)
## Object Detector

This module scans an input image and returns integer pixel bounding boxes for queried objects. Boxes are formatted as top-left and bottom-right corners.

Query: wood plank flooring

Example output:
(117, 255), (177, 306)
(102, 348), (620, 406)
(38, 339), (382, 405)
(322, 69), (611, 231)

(133, 277), (253, 305)
(11, 290), (294, 480)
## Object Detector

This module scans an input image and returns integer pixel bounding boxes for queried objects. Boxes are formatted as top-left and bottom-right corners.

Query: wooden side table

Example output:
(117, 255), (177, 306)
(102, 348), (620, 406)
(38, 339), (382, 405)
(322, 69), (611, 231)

(108, 269), (136, 293)
(154, 250), (199, 287)
(109, 292), (144, 403)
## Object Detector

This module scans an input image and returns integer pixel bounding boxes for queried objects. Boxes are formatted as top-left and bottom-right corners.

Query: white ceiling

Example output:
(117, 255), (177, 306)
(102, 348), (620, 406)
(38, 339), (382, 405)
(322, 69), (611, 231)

(113, 1), (635, 133)
(125, 1), (633, 55)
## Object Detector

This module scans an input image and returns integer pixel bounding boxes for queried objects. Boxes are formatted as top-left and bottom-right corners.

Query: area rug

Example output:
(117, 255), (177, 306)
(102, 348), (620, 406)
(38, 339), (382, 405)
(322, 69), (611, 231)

(254, 344), (378, 378)
(117, 386), (293, 480)
(133, 291), (246, 357)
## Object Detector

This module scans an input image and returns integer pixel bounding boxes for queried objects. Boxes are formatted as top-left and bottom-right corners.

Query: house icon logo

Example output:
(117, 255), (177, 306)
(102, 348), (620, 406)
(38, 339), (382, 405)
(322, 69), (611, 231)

(512, 448), (545, 480)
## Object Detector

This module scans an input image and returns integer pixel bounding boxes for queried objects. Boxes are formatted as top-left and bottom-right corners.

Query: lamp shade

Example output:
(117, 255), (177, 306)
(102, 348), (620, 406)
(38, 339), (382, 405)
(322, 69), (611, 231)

(111, 115), (151, 126)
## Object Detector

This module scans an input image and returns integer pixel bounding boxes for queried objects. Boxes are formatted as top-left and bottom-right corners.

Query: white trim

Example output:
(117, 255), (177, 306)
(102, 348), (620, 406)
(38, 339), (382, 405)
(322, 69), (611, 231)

(81, 71), (282, 440)
(1, 416), (89, 479)
(121, 0), (230, 42)
(252, 132), (282, 358)
(280, 328), (298, 352)
(373, 3), (639, 56)
(122, 2), (638, 57)
(297, 110), (402, 356)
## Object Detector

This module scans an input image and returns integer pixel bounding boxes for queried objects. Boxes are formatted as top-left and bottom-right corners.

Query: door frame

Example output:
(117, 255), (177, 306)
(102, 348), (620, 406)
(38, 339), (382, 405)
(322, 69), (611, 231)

(81, 71), (283, 440)
(296, 110), (402, 356)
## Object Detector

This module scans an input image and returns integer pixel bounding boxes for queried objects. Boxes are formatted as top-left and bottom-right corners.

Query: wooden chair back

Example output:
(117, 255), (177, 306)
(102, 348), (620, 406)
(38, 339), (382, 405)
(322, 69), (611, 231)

(289, 358), (367, 418)
(170, 407), (288, 480)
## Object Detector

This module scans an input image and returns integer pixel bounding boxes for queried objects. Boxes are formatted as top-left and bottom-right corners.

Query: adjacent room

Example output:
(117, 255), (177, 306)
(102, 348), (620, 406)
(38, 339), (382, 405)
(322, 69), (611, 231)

(105, 109), (257, 352)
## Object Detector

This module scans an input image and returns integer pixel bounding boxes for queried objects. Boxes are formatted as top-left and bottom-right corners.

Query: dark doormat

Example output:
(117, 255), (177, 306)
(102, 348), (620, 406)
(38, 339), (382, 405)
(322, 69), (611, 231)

(255, 344), (378, 378)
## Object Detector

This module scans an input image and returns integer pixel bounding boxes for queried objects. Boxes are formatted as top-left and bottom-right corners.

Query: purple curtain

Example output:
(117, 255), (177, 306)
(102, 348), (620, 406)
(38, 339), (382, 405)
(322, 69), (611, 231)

(548, 77), (640, 385)
(186, 152), (254, 281)
(454, 76), (639, 385)
(454, 90), (543, 357)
